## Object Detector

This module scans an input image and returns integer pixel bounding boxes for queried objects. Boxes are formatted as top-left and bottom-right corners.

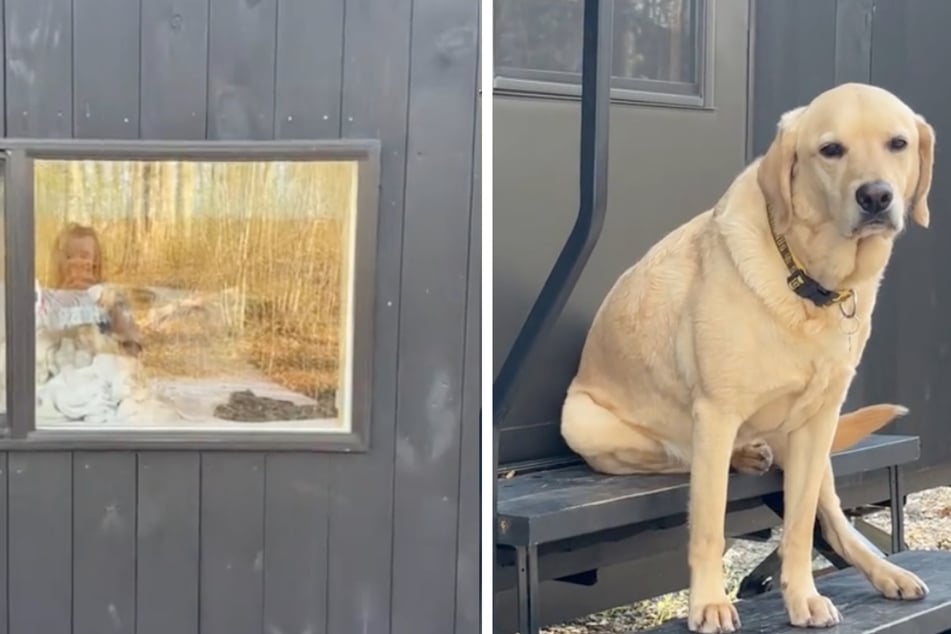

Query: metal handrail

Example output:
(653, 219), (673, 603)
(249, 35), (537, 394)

(492, 0), (614, 431)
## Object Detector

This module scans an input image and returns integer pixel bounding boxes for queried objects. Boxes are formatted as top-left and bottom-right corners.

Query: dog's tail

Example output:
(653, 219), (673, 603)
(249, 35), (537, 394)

(831, 403), (909, 453)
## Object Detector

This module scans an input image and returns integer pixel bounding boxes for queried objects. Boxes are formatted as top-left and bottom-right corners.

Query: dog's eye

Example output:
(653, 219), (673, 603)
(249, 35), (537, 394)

(888, 136), (908, 151)
(819, 142), (846, 158)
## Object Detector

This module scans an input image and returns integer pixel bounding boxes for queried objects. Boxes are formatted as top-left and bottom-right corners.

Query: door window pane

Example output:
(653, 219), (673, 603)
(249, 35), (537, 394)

(495, 0), (700, 90)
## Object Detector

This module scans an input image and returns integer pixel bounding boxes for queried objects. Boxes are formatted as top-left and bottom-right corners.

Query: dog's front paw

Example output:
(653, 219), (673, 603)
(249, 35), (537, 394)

(785, 592), (841, 628)
(730, 440), (773, 475)
(688, 596), (740, 633)
(870, 562), (929, 600)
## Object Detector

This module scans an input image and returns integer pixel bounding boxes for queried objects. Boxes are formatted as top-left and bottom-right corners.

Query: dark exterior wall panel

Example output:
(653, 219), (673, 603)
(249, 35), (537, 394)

(456, 44), (481, 634)
(273, 0), (344, 139)
(72, 0), (140, 138)
(324, 0), (413, 632)
(72, 453), (137, 634)
(4, 0), (73, 137)
(750, 0), (836, 158)
(199, 453), (266, 634)
(867, 0), (951, 472)
(136, 452), (201, 634)
(139, 0), (210, 139)
(262, 454), (330, 634)
(834, 0), (874, 84)
(391, 0), (479, 632)
(0, 0), (479, 630)
(206, 0), (277, 140)
(7, 453), (72, 634)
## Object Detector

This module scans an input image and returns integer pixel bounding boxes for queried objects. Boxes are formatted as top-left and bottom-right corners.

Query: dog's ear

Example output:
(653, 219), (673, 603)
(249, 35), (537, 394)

(910, 114), (935, 228)
(757, 106), (806, 233)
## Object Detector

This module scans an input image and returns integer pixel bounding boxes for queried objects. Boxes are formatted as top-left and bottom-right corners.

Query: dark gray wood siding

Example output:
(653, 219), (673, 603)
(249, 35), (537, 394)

(866, 0), (951, 480)
(0, 0), (480, 633)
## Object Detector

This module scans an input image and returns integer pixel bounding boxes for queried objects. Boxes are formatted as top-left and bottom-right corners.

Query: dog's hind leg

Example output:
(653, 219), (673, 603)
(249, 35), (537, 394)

(562, 390), (771, 476)
(561, 390), (686, 474)
(730, 440), (774, 475)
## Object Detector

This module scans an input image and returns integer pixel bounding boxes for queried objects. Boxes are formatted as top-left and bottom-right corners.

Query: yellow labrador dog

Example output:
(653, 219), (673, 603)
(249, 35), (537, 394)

(561, 83), (934, 631)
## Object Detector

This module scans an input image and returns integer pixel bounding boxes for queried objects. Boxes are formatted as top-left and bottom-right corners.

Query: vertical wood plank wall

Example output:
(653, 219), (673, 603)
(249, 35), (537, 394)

(0, 0), (481, 633)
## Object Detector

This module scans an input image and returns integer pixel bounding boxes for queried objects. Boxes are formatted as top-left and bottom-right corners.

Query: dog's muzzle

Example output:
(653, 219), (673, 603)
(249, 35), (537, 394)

(853, 180), (900, 234)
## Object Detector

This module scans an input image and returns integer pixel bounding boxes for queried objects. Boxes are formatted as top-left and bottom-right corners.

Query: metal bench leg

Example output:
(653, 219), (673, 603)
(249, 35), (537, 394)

(516, 545), (540, 634)
(737, 522), (853, 599)
(737, 548), (781, 598)
(737, 494), (785, 598)
(888, 465), (906, 553)
(740, 464), (911, 598)
(737, 491), (857, 598)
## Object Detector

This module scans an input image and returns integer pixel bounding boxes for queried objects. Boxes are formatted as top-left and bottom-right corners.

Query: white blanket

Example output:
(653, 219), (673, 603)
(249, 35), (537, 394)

(37, 353), (131, 424)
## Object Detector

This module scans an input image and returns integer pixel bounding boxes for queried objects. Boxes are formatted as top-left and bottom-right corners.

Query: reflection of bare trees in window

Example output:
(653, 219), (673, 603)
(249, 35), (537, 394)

(35, 160), (355, 400)
(495, 0), (696, 84)
(495, 0), (584, 74)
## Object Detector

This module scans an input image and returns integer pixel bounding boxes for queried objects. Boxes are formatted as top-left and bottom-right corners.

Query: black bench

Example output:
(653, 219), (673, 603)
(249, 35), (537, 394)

(641, 549), (951, 634)
(496, 434), (921, 634)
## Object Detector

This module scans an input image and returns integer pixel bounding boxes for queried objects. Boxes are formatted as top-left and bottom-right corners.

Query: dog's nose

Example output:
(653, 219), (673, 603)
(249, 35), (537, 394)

(855, 180), (894, 215)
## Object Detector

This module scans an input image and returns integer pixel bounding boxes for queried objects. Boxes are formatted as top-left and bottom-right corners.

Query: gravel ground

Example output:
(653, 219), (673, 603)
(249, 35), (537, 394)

(542, 486), (951, 633)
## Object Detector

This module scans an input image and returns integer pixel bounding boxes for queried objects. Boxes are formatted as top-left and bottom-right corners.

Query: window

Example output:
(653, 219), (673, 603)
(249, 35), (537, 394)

(494, 0), (710, 106)
(2, 141), (379, 448)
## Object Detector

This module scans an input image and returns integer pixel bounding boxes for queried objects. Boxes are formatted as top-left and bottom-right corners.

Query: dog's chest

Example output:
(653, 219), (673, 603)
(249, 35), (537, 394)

(743, 340), (855, 437)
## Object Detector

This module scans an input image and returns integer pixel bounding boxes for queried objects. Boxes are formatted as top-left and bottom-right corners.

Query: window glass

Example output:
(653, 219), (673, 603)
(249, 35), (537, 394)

(33, 158), (358, 432)
(495, 0), (700, 91)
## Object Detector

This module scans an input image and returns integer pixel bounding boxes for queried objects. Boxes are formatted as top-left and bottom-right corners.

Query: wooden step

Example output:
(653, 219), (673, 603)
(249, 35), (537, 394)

(641, 550), (951, 634)
(497, 434), (920, 546)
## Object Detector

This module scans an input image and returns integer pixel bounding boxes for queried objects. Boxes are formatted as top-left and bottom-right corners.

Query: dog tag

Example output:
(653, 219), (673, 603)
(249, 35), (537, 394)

(840, 316), (860, 352)
(838, 290), (859, 352)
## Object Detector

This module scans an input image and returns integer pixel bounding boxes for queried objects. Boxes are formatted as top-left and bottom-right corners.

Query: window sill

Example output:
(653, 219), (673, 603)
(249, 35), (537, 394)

(493, 77), (714, 111)
(0, 427), (370, 452)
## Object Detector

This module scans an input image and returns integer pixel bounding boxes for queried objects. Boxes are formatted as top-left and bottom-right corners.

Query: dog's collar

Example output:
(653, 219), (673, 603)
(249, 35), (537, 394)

(765, 207), (855, 309)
